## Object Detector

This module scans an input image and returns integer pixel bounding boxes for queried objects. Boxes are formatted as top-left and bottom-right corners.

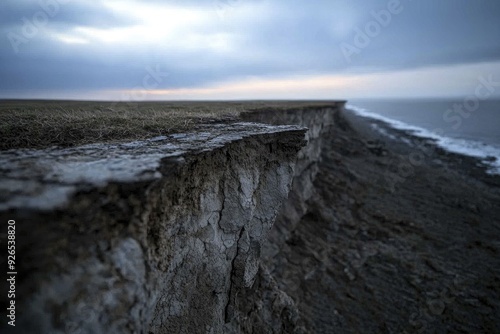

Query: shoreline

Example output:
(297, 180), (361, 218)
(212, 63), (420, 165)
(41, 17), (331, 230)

(266, 106), (500, 332)
(344, 107), (500, 189)
(346, 103), (500, 178)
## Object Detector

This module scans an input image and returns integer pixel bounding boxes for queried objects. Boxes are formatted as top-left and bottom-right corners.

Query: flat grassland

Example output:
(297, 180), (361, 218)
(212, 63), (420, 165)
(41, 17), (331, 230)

(0, 100), (338, 150)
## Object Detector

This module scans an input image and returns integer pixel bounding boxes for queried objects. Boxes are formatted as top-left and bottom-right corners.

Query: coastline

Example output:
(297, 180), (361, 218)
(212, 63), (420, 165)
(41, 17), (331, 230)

(266, 106), (500, 332)
(1, 101), (499, 332)
(346, 103), (500, 179)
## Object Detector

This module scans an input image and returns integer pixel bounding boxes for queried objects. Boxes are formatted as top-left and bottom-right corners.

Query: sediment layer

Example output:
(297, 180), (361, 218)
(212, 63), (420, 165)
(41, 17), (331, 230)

(0, 121), (311, 333)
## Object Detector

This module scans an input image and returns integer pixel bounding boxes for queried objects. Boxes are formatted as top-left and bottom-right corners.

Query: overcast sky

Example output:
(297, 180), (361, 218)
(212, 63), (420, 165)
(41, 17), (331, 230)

(1, 0), (500, 100)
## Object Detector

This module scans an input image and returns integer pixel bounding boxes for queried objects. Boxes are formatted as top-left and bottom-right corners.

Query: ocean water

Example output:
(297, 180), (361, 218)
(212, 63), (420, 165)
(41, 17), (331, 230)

(346, 99), (500, 175)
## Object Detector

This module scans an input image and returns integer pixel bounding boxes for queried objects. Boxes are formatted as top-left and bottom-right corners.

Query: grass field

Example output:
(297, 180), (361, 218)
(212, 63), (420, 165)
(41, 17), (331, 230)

(0, 100), (339, 150)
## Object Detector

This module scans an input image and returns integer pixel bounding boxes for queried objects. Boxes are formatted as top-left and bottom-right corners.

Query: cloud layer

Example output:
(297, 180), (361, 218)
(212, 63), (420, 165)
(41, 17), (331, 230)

(1, 0), (500, 98)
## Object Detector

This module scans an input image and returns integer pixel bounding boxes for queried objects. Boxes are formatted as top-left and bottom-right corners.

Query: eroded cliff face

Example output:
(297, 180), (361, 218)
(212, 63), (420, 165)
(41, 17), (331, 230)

(0, 123), (306, 334)
(225, 105), (342, 333)
(0, 104), (345, 334)
(242, 107), (338, 260)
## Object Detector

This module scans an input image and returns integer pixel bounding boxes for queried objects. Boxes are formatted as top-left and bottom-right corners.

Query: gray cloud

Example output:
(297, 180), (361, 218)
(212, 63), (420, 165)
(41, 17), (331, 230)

(0, 0), (137, 30)
(1, 0), (500, 95)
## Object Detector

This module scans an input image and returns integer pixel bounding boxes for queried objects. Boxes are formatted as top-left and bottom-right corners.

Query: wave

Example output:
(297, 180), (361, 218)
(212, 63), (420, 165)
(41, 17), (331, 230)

(346, 104), (500, 175)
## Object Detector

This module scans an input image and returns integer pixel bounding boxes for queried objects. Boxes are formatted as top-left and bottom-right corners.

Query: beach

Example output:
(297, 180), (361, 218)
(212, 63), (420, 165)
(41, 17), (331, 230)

(265, 107), (500, 333)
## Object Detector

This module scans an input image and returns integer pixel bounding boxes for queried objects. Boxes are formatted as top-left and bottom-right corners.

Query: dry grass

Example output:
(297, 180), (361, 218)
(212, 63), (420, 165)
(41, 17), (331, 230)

(0, 100), (340, 150)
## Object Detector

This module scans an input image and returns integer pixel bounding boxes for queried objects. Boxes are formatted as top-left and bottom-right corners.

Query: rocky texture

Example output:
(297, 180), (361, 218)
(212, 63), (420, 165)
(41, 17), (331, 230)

(221, 105), (344, 333)
(242, 106), (340, 259)
(0, 122), (308, 333)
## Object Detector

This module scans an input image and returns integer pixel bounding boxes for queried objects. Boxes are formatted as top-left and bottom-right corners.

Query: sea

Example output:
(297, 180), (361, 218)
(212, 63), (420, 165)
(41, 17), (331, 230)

(345, 98), (500, 175)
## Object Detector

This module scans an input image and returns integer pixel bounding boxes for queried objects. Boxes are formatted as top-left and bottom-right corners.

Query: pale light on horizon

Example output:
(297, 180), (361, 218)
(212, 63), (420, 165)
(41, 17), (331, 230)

(95, 61), (500, 101)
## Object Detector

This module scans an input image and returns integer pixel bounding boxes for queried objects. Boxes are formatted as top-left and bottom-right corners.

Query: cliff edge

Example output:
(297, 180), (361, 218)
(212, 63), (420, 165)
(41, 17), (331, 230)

(0, 103), (344, 334)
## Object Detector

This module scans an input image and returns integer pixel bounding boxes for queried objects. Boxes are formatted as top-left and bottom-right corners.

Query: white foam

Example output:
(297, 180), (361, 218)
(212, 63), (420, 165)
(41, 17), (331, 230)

(370, 123), (398, 141)
(346, 104), (500, 175)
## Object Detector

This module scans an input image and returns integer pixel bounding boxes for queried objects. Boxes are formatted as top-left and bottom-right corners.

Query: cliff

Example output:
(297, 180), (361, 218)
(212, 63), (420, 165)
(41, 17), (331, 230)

(0, 103), (345, 333)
